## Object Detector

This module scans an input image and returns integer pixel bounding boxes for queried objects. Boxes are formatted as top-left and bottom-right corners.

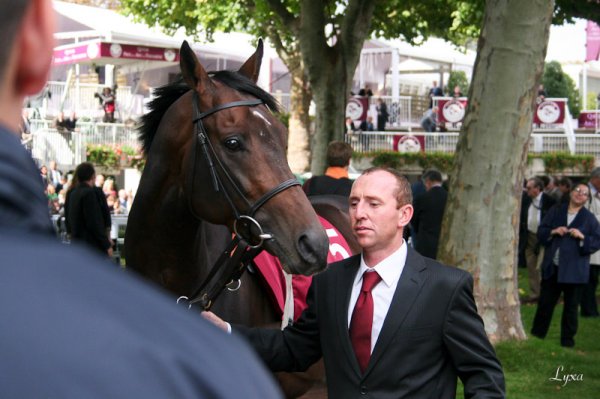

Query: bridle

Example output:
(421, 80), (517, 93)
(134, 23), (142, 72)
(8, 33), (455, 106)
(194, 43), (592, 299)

(177, 90), (300, 310)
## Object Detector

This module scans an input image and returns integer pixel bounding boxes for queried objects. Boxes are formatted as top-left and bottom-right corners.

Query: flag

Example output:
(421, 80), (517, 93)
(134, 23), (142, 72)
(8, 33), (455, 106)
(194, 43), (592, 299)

(586, 21), (600, 62)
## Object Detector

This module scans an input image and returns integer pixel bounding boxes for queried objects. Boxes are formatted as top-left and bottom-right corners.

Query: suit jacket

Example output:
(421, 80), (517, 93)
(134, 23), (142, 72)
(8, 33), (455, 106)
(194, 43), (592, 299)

(237, 248), (505, 398)
(519, 192), (556, 236)
(412, 186), (448, 259)
(538, 203), (600, 284)
(66, 184), (111, 253)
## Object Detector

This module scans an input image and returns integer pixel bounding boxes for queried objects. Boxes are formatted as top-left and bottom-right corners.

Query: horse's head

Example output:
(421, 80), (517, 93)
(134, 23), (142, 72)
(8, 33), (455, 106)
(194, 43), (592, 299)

(174, 40), (327, 276)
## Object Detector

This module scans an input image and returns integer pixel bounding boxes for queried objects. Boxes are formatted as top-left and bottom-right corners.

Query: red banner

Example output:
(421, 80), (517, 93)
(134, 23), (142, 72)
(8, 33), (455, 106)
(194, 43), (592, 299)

(533, 99), (565, 125)
(346, 96), (369, 122)
(578, 111), (598, 129)
(436, 98), (468, 124)
(53, 41), (179, 65)
(393, 134), (425, 153)
(586, 21), (600, 62)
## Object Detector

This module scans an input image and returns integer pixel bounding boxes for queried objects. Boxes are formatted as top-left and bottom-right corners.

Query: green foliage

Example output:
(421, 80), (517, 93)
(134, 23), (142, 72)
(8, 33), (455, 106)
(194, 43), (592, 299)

(276, 112), (290, 128)
(363, 151), (594, 176)
(542, 61), (581, 117)
(367, 151), (455, 173)
(528, 152), (594, 175)
(86, 144), (145, 170)
(585, 92), (598, 111)
(446, 70), (470, 96)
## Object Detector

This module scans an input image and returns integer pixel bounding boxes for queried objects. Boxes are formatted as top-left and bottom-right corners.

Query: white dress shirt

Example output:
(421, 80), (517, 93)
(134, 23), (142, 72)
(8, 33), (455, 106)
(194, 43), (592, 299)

(347, 242), (408, 353)
(528, 192), (542, 233)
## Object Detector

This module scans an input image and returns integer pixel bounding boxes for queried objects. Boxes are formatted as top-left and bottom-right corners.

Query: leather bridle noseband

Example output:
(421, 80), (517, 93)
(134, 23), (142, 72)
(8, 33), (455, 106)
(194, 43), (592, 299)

(177, 91), (300, 310)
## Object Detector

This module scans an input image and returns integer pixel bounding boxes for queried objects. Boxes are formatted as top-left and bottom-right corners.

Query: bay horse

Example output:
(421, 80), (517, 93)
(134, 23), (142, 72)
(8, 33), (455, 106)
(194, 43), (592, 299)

(125, 40), (358, 397)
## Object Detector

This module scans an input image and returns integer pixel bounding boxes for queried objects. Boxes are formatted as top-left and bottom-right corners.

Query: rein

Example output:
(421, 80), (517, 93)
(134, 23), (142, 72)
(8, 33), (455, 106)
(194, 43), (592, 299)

(178, 91), (300, 310)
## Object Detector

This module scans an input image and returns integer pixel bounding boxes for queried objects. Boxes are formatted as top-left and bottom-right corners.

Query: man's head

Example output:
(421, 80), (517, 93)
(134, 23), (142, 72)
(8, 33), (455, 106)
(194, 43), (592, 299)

(349, 167), (413, 262)
(422, 169), (442, 191)
(557, 176), (572, 195)
(525, 177), (544, 199)
(75, 162), (96, 186)
(590, 167), (600, 191)
(0, 0), (55, 132)
(326, 141), (353, 168)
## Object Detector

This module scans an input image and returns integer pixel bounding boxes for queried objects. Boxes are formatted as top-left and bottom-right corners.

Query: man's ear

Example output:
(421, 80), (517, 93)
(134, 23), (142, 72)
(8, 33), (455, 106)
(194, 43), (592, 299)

(15, 0), (55, 95)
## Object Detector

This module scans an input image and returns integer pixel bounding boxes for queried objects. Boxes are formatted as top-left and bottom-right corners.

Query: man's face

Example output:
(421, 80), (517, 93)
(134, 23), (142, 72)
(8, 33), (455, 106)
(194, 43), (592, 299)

(349, 171), (412, 256)
(590, 176), (600, 191)
(525, 180), (541, 199)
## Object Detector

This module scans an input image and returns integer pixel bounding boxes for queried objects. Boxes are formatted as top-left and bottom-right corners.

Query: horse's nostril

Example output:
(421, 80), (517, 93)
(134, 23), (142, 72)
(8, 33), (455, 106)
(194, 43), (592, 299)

(296, 230), (328, 275)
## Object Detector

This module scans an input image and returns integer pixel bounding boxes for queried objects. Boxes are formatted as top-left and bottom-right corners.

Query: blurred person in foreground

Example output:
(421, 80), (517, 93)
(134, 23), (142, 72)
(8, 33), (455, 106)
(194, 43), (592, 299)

(0, 1), (281, 398)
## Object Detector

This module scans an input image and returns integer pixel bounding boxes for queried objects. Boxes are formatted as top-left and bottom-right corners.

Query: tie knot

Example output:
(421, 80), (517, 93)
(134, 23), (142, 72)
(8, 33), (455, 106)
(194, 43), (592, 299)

(361, 271), (381, 293)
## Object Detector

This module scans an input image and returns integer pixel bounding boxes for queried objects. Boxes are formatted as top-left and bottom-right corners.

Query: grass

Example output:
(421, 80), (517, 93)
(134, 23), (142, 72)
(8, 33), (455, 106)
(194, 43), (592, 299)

(457, 268), (600, 398)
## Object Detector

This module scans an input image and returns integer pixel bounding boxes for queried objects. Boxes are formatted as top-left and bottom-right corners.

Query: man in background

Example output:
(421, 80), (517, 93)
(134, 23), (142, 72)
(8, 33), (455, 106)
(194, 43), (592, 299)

(0, 1), (281, 397)
(303, 141), (354, 197)
(412, 169), (448, 259)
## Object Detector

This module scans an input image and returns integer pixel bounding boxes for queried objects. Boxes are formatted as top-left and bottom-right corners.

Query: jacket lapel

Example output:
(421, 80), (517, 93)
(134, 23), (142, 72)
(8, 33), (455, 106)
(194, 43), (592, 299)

(365, 247), (427, 376)
(336, 256), (362, 376)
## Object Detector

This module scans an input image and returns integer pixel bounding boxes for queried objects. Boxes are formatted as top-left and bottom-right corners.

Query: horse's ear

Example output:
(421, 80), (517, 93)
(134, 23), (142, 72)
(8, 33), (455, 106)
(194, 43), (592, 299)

(238, 38), (263, 83)
(180, 41), (215, 93)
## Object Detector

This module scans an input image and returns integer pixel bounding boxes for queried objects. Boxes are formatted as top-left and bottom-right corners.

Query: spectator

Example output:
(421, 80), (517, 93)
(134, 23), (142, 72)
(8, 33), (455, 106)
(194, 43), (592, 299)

(53, 111), (69, 133)
(544, 175), (562, 202)
(451, 85), (463, 98)
(39, 165), (50, 185)
(65, 110), (78, 132)
(420, 106), (438, 132)
(204, 167), (505, 398)
(582, 168), (600, 318)
(345, 117), (356, 134)
(376, 98), (389, 131)
(95, 173), (105, 189)
(359, 115), (375, 132)
(117, 188), (130, 213)
(519, 177), (556, 302)
(65, 162), (113, 257)
(95, 87), (116, 122)
(557, 176), (572, 204)
(302, 141), (354, 197)
(537, 84), (547, 103)
(412, 169), (448, 259)
(531, 183), (600, 347)
(0, 1), (282, 397)
(428, 80), (443, 108)
(48, 160), (62, 189)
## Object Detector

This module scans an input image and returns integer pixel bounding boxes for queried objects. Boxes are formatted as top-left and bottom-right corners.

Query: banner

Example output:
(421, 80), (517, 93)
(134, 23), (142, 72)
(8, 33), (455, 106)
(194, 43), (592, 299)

(393, 134), (425, 153)
(533, 99), (565, 125)
(346, 96), (369, 122)
(586, 21), (600, 62)
(436, 98), (468, 124)
(578, 111), (598, 129)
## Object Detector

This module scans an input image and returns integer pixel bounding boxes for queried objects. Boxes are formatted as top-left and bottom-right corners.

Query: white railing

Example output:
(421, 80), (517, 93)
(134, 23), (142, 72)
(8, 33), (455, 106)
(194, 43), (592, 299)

(28, 119), (141, 168)
(345, 131), (600, 157)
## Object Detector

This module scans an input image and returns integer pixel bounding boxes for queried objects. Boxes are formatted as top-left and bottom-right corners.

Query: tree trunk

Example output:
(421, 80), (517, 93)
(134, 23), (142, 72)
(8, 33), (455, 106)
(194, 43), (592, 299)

(286, 63), (313, 173)
(437, 0), (555, 343)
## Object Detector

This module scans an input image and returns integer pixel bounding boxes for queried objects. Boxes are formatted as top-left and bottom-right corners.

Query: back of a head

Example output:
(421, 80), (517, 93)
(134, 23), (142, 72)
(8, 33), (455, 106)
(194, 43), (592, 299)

(75, 162), (95, 183)
(0, 1), (30, 79)
(327, 141), (353, 168)
(422, 169), (442, 183)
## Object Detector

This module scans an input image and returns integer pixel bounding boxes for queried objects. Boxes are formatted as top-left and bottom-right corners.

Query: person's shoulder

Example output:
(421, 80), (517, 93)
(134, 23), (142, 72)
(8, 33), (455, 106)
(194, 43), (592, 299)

(411, 249), (471, 284)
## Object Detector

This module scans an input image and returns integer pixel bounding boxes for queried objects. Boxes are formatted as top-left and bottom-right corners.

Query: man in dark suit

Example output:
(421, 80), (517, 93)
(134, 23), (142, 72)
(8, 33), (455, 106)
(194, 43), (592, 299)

(519, 177), (556, 301)
(0, 1), (282, 397)
(412, 169), (448, 259)
(66, 162), (113, 256)
(204, 167), (505, 398)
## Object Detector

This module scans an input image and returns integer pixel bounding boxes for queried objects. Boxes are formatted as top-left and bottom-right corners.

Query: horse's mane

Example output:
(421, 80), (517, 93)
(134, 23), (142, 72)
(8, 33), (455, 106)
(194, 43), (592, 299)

(139, 70), (281, 154)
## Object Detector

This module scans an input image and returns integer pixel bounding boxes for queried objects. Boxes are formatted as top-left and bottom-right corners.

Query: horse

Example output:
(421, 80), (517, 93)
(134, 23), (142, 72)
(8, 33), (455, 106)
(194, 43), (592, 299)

(125, 40), (358, 398)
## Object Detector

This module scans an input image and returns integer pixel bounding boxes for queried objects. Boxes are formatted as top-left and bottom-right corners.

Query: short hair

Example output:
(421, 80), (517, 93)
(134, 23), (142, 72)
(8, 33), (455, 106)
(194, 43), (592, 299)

(422, 169), (442, 183)
(591, 167), (600, 179)
(361, 166), (412, 208)
(527, 177), (544, 191)
(326, 141), (353, 167)
(557, 176), (572, 189)
(0, 1), (30, 79)
(75, 162), (96, 183)
(538, 175), (550, 188)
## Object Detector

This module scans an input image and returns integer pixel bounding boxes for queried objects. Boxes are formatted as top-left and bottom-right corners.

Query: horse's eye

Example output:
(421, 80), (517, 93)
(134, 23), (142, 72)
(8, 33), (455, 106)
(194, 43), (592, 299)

(224, 138), (241, 151)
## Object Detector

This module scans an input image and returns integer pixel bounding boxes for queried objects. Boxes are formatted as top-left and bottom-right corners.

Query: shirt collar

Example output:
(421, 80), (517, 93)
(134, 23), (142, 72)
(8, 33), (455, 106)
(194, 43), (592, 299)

(357, 241), (407, 288)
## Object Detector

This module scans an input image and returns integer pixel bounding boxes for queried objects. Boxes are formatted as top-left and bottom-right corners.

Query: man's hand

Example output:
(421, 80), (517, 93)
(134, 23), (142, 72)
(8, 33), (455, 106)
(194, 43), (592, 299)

(202, 311), (230, 332)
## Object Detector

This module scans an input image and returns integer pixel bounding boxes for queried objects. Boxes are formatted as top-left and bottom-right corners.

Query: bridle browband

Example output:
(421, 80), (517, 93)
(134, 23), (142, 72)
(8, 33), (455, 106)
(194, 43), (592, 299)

(178, 90), (300, 310)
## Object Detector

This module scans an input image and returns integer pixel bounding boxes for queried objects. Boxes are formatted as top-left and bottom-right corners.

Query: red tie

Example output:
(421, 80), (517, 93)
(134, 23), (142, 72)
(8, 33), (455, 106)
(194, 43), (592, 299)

(350, 271), (382, 373)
